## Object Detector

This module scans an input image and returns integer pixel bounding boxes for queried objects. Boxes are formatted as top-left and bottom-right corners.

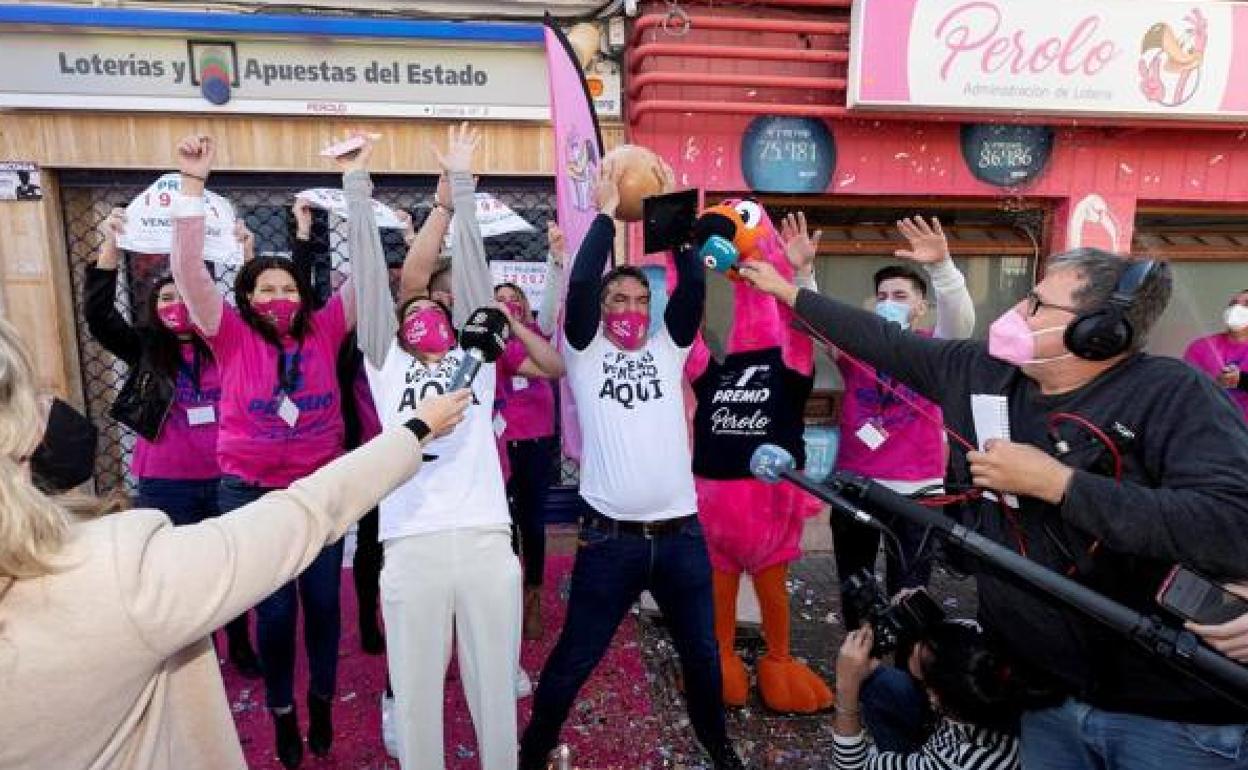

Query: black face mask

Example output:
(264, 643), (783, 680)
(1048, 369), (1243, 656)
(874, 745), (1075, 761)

(31, 398), (98, 493)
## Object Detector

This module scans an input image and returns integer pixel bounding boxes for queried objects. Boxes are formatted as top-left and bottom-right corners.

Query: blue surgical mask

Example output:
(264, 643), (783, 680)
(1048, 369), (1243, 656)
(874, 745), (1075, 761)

(875, 299), (912, 329)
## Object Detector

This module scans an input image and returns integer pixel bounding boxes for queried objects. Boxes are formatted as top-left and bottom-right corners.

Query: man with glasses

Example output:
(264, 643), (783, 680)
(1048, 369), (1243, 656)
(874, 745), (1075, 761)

(741, 247), (1248, 770)
(829, 216), (975, 631)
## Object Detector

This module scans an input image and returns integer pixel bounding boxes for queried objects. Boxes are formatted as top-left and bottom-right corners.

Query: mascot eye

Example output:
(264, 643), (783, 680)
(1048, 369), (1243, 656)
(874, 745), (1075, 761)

(734, 200), (763, 230)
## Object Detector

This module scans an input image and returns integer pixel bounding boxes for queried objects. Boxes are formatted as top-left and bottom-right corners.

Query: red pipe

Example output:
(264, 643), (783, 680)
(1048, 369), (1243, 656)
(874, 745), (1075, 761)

(629, 42), (848, 70)
(631, 13), (849, 43)
(630, 99), (847, 121)
(629, 71), (847, 96)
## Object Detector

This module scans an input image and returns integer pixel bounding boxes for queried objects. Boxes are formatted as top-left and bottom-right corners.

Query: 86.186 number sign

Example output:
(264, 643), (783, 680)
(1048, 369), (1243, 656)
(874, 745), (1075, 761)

(959, 124), (1055, 188)
(741, 116), (835, 193)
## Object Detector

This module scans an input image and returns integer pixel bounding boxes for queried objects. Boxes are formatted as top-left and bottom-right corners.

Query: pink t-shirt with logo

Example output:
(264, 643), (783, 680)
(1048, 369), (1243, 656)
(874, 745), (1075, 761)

(495, 327), (556, 442)
(1184, 333), (1248, 421)
(131, 345), (222, 480)
(206, 296), (350, 488)
(834, 344), (946, 483)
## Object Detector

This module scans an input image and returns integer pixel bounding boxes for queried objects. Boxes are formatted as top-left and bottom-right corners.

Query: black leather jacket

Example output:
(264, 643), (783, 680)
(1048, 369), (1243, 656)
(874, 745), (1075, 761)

(83, 266), (177, 440)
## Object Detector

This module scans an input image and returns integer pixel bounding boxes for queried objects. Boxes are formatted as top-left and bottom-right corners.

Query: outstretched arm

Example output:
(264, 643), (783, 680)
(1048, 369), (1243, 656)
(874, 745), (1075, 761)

(564, 163), (623, 351)
(435, 123), (491, 329)
(85, 208), (143, 366)
(536, 221), (568, 337)
(399, 174), (453, 303)
(168, 135), (223, 336)
(664, 241), (705, 348)
(339, 135), (395, 370)
(893, 216), (975, 340)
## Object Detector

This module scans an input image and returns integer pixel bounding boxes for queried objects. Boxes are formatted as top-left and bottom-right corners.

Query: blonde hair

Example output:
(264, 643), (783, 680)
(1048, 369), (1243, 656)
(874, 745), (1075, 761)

(0, 319), (71, 579)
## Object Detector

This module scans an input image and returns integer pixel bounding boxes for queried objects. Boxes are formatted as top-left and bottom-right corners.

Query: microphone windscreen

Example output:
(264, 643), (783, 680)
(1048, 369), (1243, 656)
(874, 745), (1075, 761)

(749, 443), (795, 484)
(459, 307), (510, 362)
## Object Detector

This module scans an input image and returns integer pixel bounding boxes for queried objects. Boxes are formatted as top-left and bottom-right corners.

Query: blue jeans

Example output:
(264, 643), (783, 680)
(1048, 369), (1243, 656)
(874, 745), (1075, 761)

(136, 477), (221, 526)
(860, 666), (931, 753)
(520, 513), (730, 765)
(219, 475), (344, 709)
(139, 477), (252, 648)
(1022, 699), (1248, 770)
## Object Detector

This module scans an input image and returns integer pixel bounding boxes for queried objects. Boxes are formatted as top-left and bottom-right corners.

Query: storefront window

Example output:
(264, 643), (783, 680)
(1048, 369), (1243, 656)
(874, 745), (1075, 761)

(1146, 262), (1248, 359)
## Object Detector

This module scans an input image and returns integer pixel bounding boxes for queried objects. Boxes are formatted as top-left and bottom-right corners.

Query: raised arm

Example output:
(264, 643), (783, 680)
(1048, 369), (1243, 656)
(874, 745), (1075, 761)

(536, 221), (568, 337)
(84, 208), (142, 366)
(739, 260), (979, 405)
(564, 163), (622, 351)
(119, 391), (471, 657)
(778, 211), (822, 374)
(501, 304), (565, 379)
(168, 135), (223, 336)
(665, 241), (706, 348)
(399, 175), (453, 304)
(894, 216), (975, 340)
(290, 197), (333, 310)
(340, 136), (395, 370)
(438, 123), (491, 329)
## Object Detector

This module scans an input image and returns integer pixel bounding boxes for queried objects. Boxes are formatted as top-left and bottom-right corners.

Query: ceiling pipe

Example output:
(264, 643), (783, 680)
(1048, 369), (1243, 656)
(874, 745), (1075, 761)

(628, 70), (847, 96)
(630, 12), (848, 42)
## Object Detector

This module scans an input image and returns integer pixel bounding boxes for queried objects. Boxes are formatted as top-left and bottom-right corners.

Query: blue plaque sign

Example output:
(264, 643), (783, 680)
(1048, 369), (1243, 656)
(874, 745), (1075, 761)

(741, 116), (835, 193)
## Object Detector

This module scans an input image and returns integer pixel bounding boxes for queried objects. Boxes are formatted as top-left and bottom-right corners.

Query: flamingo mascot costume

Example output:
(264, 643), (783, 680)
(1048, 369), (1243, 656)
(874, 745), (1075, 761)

(685, 199), (833, 713)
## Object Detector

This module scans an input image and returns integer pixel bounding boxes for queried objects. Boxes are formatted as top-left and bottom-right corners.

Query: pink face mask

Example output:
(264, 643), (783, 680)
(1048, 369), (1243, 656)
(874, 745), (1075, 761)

(987, 309), (1069, 366)
(603, 310), (648, 351)
(157, 302), (193, 335)
(255, 298), (301, 336)
(402, 307), (455, 354)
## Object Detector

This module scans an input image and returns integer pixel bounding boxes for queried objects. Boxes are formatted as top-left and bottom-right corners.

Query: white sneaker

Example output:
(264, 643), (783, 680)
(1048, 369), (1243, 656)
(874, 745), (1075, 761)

(515, 668), (533, 699)
(380, 693), (398, 759)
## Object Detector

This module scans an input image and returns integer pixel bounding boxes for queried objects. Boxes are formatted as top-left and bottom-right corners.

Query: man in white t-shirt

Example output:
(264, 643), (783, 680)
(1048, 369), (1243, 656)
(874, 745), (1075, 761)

(519, 166), (745, 769)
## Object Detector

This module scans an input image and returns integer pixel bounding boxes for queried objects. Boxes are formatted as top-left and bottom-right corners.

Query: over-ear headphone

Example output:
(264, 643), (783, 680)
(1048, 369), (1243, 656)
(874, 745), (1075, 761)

(1064, 259), (1159, 361)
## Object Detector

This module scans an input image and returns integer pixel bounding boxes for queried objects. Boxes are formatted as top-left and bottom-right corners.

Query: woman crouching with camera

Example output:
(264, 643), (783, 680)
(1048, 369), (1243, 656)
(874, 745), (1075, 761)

(833, 614), (1021, 770)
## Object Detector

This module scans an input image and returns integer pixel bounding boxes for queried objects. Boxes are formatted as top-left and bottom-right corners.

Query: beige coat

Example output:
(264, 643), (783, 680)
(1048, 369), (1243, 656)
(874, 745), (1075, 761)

(0, 426), (425, 770)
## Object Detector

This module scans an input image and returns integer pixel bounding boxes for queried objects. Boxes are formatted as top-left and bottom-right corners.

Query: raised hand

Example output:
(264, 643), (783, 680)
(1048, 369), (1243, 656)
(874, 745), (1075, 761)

(592, 159), (622, 219)
(96, 208), (126, 269)
(176, 135), (216, 186)
(547, 221), (567, 267)
(894, 215), (950, 265)
(292, 197), (314, 240)
(433, 122), (481, 175)
(738, 260), (799, 307)
(780, 212), (822, 273)
(332, 131), (378, 173)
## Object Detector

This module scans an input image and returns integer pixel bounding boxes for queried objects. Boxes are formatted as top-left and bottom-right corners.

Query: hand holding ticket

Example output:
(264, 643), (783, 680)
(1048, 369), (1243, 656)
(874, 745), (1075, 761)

(320, 133), (383, 159)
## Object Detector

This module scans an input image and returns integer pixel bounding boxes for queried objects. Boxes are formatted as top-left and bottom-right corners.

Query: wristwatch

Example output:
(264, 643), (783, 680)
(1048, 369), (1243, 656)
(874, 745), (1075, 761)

(403, 417), (431, 442)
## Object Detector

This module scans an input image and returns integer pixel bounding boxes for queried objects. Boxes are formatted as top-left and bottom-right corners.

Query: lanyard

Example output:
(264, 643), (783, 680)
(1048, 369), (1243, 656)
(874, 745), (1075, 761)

(276, 342), (304, 395)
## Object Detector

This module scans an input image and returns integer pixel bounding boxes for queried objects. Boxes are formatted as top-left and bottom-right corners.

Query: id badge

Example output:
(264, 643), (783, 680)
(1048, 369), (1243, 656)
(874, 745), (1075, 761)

(856, 421), (889, 451)
(277, 395), (300, 427)
(511, 376), (530, 391)
(186, 405), (216, 426)
(493, 413), (508, 437)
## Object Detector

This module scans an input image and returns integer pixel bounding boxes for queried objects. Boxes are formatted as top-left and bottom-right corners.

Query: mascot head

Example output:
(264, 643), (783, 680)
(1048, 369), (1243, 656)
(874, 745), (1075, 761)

(692, 198), (795, 353)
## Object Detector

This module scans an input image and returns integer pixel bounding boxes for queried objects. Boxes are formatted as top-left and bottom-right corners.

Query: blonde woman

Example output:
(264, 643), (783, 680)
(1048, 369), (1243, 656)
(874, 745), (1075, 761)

(0, 317), (469, 770)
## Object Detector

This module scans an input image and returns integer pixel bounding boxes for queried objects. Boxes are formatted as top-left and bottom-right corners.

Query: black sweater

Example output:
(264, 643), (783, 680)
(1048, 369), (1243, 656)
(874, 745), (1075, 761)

(564, 214), (704, 351)
(794, 289), (1248, 724)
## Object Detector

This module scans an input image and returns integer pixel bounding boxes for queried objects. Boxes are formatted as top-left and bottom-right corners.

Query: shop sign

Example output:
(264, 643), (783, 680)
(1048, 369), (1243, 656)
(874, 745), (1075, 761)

(740, 116), (836, 194)
(0, 31), (549, 119)
(959, 124), (1054, 187)
(850, 0), (1248, 122)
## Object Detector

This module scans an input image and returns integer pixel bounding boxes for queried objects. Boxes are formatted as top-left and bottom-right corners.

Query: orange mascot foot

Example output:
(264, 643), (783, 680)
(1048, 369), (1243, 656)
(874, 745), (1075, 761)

(712, 569), (750, 707)
(753, 563), (834, 713)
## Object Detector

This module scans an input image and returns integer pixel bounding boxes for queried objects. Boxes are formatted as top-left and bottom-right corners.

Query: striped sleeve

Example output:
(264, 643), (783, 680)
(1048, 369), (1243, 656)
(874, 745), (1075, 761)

(832, 723), (1019, 770)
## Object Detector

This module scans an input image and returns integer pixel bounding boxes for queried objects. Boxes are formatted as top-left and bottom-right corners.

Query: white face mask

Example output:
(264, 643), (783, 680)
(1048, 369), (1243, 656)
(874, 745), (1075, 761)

(1225, 305), (1248, 332)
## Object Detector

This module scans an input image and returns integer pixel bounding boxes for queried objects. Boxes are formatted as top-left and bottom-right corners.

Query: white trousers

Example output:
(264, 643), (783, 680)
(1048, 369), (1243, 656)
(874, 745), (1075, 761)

(382, 526), (522, 770)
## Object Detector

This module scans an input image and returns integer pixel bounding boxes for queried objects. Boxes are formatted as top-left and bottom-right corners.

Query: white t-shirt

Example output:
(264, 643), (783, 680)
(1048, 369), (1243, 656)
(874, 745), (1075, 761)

(563, 327), (697, 522)
(366, 340), (509, 541)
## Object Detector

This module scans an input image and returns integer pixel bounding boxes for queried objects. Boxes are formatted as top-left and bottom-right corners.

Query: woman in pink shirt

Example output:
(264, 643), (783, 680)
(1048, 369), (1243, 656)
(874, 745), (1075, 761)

(493, 222), (567, 640)
(1184, 289), (1248, 422)
(169, 134), (357, 770)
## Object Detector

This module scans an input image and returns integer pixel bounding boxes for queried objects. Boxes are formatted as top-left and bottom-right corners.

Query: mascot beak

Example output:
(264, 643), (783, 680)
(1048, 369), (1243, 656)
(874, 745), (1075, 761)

(693, 205), (741, 247)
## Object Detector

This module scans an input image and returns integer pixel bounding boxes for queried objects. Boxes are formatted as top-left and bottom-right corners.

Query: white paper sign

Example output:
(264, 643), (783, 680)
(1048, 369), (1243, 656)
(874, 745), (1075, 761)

(296, 187), (405, 229)
(489, 260), (548, 311)
(118, 174), (242, 264)
(444, 193), (536, 250)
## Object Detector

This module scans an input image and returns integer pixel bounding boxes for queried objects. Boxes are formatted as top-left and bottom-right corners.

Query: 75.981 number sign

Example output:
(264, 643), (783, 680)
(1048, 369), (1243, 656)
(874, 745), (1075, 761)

(741, 116), (835, 194)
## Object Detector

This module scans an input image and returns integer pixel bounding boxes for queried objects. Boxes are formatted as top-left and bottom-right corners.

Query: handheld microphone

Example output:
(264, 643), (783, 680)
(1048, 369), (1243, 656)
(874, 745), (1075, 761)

(449, 307), (510, 392)
(749, 444), (883, 530)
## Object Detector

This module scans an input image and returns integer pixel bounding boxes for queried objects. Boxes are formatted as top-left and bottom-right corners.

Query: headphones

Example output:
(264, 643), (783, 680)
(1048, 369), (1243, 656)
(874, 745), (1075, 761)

(1063, 259), (1159, 361)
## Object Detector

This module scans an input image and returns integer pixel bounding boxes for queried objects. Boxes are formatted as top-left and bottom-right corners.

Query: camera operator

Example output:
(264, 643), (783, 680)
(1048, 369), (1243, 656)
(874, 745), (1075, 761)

(741, 248), (1248, 769)
(833, 614), (1020, 770)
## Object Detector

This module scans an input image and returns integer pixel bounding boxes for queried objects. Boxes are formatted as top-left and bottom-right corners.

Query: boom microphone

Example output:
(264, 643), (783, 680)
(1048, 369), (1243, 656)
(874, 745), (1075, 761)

(449, 307), (510, 392)
(749, 444), (883, 530)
